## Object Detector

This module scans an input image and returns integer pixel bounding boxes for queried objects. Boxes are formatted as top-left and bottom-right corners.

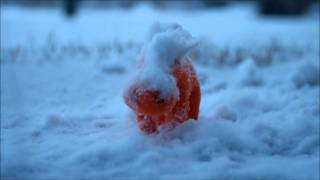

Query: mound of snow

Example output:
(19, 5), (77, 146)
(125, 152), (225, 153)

(212, 105), (238, 122)
(128, 22), (198, 98)
(292, 61), (320, 87)
(236, 58), (263, 86)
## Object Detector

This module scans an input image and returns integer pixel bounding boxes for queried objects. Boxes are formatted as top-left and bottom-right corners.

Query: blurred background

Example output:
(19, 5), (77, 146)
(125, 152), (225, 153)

(1, 0), (318, 17)
(1, 0), (319, 65)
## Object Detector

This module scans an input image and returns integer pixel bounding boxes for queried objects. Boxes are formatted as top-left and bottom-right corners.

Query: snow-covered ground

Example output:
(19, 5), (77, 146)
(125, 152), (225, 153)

(1, 3), (319, 180)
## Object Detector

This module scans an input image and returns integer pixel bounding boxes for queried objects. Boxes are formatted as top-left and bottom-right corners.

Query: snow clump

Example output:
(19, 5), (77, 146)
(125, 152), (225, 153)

(292, 61), (320, 87)
(128, 22), (198, 98)
(236, 58), (263, 86)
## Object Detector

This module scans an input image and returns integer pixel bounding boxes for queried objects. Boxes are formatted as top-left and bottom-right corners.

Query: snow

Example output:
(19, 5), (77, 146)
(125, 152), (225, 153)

(144, 22), (197, 70)
(129, 22), (197, 99)
(236, 58), (263, 87)
(1, 3), (319, 180)
(291, 61), (320, 88)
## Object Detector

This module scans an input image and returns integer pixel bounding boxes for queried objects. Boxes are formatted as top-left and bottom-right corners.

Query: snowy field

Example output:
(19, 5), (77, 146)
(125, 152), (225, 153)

(1, 3), (320, 180)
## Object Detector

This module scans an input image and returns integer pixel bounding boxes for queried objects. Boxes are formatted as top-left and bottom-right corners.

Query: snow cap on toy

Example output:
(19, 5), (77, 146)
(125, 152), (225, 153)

(129, 22), (198, 99)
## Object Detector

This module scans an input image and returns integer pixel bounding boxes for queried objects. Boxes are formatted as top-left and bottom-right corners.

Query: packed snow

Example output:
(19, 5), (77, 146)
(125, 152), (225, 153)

(128, 22), (197, 101)
(1, 3), (319, 180)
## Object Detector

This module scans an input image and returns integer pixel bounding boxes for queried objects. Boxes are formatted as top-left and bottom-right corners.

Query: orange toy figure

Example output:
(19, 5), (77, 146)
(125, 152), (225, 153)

(124, 23), (201, 134)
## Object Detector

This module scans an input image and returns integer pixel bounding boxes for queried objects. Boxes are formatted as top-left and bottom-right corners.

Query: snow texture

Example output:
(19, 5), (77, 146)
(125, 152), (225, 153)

(236, 58), (263, 87)
(1, 3), (319, 180)
(129, 22), (197, 99)
(292, 61), (320, 88)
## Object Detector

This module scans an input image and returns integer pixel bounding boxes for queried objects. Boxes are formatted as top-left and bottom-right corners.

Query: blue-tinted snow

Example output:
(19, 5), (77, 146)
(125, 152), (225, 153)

(1, 3), (319, 180)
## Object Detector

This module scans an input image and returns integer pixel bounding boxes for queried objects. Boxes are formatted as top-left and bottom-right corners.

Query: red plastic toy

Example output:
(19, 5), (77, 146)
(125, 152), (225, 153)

(124, 56), (200, 134)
